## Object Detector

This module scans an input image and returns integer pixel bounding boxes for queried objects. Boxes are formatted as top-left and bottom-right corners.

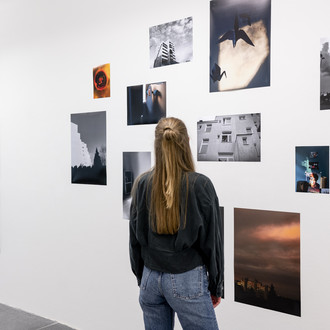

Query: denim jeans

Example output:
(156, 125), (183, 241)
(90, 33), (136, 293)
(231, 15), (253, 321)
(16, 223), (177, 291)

(139, 265), (219, 330)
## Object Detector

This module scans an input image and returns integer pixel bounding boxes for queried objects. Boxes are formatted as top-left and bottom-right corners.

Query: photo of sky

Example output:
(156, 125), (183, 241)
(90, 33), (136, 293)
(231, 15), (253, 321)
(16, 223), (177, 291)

(149, 17), (193, 68)
(210, 0), (271, 92)
(234, 208), (300, 316)
(320, 38), (330, 110)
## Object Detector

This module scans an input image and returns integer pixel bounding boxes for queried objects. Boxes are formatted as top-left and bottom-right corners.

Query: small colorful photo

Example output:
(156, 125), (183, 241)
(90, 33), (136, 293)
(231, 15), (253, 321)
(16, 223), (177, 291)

(127, 82), (166, 125)
(295, 146), (329, 194)
(235, 208), (301, 316)
(93, 63), (110, 99)
(149, 17), (193, 68)
(123, 152), (151, 219)
(197, 113), (261, 162)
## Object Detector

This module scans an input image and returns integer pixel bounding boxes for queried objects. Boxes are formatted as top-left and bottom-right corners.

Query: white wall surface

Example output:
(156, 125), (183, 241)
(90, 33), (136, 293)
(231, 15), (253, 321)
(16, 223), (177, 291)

(0, 0), (330, 329)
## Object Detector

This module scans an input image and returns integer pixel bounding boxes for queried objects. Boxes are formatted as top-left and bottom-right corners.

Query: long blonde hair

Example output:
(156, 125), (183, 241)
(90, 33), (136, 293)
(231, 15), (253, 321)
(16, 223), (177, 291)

(149, 117), (195, 234)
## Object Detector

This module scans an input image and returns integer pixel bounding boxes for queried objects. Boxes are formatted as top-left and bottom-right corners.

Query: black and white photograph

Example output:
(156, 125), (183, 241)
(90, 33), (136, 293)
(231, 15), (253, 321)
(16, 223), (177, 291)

(71, 111), (107, 185)
(320, 38), (330, 110)
(210, 0), (271, 92)
(127, 82), (166, 125)
(220, 206), (224, 299)
(149, 17), (193, 68)
(197, 113), (261, 161)
(123, 152), (151, 219)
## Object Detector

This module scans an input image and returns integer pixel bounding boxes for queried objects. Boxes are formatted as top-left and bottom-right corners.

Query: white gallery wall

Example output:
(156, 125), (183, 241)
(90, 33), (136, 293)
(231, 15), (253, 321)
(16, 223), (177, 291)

(0, 0), (330, 329)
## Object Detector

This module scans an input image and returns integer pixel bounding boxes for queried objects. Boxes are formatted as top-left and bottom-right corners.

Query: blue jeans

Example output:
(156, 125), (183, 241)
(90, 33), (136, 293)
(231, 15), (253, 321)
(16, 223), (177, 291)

(139, 265), (219, 330)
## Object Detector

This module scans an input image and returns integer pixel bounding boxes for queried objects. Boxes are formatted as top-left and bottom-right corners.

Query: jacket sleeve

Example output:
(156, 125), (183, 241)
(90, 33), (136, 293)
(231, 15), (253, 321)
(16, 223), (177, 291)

(197, 179), (224, 297)
(129, 183), (144, 286)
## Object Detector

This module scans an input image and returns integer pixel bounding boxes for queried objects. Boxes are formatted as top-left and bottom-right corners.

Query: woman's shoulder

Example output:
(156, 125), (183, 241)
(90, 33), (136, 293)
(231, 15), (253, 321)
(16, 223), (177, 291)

(135, 170), (153, 188)
(187, 171), (214, 186)
(185, 172), (217, 199)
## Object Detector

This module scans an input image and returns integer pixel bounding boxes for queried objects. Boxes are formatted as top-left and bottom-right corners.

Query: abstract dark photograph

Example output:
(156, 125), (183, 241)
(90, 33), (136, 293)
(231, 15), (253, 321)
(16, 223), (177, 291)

(93, 63), (110, 99)
(197, 113), (261, 161)
(210, 0), (271, 92)
(295, 146), (329, 194)
(320, 38), (330, 110)
(234, 208), (301, 317)
(123, 152), (151, 219)
(149, 17), (193, 68)
(127, 82), (166, 125)
(71, 111), (107, 185)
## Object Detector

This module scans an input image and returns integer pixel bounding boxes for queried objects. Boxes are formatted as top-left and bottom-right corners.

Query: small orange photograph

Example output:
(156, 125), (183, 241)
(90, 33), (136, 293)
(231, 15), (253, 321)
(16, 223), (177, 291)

(93, 63), (110, 99)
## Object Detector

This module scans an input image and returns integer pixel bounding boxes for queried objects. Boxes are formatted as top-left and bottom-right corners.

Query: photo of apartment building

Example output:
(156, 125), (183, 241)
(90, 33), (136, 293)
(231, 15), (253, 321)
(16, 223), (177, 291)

(197, 113), (261, 161)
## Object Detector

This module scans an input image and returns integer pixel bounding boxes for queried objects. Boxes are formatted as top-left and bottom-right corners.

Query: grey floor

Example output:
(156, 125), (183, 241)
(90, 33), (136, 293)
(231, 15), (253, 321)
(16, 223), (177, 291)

(0, 303), (76, 330)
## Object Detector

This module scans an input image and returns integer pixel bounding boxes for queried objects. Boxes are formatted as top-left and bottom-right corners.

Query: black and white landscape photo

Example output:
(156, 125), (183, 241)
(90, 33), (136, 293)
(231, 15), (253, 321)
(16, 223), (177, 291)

(71, 111), (107, 185)
(149, 17), (193, 69)
(320, 38), (330, 110)
(197, 113), (261, 162)
(123, 152), (151, 219)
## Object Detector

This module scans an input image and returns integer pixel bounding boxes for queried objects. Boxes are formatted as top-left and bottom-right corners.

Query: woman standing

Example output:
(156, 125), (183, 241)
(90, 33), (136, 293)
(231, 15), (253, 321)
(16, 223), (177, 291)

(130, 117), (223, 330)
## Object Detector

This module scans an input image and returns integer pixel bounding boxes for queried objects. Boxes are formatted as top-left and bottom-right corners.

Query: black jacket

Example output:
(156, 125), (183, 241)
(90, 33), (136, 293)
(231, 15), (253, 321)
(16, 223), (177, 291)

(129, 171), (224, 297)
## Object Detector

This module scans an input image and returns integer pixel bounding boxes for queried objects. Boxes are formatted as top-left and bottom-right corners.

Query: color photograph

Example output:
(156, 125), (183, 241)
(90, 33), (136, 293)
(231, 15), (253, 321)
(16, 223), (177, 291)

(234, 208), (301, 316)
(197, 113), (261, 161)
(127, 82), (166, 125)
(123, 152), (151, 219)
(210, 0), (271, 92)
(71, 111), (107, 185)
(149, 17), (193, 68)
(93, 63), (110, 99)
(320, 38), (330, 110)
(295, 146), (329, 194)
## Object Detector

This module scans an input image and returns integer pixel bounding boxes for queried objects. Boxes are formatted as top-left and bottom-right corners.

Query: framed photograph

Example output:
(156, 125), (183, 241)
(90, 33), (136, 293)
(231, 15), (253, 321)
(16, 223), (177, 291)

(295, 146), (329, 194)
(71, 111), (107, 185)
(320, 38), (330, 110)
(197, 114), (261, 161)
(127, 82), (166, 125)
(235, 208), (300, 316)
(149, 17), (193, 68)
(93, 63), (110, 99)
(210, 0), (271, 92)
(123, 152), (151, 219)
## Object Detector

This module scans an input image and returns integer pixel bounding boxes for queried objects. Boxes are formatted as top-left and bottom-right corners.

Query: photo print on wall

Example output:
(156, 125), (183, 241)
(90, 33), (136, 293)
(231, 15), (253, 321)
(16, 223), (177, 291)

(320, 38), (330, 110)
(149, 17), (193, 69)
(295, 146), (329, 194)
(71, 111), (107, 185)
(210, 0), (271, 92)
(197, 113), (261, 161)
(234, 208), (301, 317)
(127, 82), (166, 125)
(219, 206), (224, 299)
(123, 152), (151, 219)
(93, 63), (110, 99)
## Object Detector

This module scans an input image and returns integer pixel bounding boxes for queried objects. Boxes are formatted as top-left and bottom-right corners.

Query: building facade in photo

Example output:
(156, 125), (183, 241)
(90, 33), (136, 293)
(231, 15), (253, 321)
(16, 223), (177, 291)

(197, 114), (261, 161)
(71, 123), (92, 167)
(154, 40), (177, 67)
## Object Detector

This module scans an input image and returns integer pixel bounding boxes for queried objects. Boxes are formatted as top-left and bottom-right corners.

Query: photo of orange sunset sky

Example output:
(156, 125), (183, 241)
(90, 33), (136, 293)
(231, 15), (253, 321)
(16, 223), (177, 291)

(234, 208), (301, 316)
